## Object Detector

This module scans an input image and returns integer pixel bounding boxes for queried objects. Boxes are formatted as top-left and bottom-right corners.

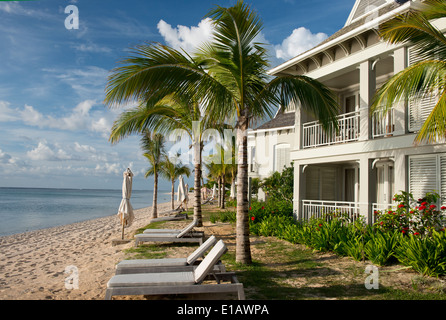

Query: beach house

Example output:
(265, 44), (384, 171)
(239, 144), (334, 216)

(248, 0), (446, 223)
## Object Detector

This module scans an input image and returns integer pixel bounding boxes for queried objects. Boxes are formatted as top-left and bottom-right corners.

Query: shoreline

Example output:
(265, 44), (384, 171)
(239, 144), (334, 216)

(0, 200), (178, 300)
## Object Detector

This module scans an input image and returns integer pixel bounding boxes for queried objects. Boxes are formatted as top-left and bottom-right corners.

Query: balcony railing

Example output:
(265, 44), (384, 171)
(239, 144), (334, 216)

(372, 108), (395, 138)
(302, 111), (360, 148)
(301, 200), (362, 223)
(301, 200), (398, 224)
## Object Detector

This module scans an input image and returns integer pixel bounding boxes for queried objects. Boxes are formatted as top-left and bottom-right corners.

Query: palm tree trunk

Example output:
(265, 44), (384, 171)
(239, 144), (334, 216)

(152, 172), (158, 219)
(221, 174), (226, 209)
(171, 179), (175, 210)
(236, 114), (252, 264)
(217, 176), (221, 208)
(193, 140), (203, 227)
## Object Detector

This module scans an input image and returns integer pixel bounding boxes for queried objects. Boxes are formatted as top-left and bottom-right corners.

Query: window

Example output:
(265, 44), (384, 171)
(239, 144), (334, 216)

(407, 46), (437, 132)
(408, 154), (446, 205)
(274, 144), (290, 173)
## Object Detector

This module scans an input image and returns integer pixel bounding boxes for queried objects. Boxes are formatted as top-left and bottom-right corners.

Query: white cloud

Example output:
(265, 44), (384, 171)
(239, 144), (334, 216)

(0, 101), (18, 122)
(27, 141), (76, 161)
(274, 27), (328, 61)
(73, 43), (111, 53)
(17, 100), (113, 136)
(157, 18), (214, 53)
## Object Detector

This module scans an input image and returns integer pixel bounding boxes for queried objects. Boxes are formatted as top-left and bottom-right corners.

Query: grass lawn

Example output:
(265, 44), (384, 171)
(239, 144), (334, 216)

(124, 205), (446, 300)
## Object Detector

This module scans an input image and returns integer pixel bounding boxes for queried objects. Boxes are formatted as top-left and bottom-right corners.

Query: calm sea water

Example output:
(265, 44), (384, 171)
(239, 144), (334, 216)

(0, 188), (171, 237)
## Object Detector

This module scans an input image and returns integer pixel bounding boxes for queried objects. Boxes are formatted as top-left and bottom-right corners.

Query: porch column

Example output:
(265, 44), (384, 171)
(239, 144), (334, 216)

(293, 162), (301, 220)
(359, 156), (372, 224)
(294, 100), (303, 150)
(393, 154), (406, 196)
(359, 60), (376, 141)
(392, 47), (407, 136)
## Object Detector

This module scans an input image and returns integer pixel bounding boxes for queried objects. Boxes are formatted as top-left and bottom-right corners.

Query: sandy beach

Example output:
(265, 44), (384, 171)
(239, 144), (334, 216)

(0, 201), (178, 300)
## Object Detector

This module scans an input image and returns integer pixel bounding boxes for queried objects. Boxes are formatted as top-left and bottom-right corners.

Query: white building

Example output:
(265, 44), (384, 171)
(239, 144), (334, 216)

(249, 0), (446, 223)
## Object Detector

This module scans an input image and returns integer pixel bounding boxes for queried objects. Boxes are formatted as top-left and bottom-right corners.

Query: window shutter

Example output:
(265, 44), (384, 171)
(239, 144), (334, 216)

(440, 155), (446, 206)
(321, 168), (336, 201)
(408, 155), (438, 201)
(407, 46), (437, 132)
(274, 144), (290, 172)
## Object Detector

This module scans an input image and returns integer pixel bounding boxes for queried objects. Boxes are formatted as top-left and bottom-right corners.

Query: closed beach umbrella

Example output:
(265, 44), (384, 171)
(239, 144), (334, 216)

(118, 168), (134, 239)
(185, 183), (189, 201)
(177, 175), (187, 203)
(212, 184), (217, 198)
(230, 180), (236, 199)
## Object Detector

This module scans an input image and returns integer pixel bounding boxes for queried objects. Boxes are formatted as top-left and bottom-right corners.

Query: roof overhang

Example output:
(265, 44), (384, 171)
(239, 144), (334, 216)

(268, 0), (416, 76)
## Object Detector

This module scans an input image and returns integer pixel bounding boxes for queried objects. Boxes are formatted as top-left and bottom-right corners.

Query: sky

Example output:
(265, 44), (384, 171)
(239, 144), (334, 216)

(0, 0), (354, 190)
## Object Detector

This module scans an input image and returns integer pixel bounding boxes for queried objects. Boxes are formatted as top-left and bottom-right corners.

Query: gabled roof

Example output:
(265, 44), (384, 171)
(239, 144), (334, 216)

(269, 0), (414, 76)
(345, 0), (391, 26)
(254, 112), (295, 131)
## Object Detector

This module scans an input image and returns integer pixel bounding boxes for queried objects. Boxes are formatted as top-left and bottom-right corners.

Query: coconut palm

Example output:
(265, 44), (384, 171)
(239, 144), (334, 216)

(371, 0), (446, 144)
(195, 1), (339, 264)
(104, 0), (339, 264)
(160, 154), (191, 210)
(107, 90), (218, 226)
(141, 131), (166, 219)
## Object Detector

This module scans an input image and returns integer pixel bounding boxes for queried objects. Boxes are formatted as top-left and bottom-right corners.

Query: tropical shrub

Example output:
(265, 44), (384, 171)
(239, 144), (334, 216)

(374, 191), (446, 237)
(364, 230), (401, 266)
(394, 230), (446, 277)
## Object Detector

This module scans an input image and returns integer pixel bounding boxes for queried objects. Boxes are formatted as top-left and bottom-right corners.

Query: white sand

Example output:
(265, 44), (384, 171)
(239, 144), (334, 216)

(0, 201), (177, 300)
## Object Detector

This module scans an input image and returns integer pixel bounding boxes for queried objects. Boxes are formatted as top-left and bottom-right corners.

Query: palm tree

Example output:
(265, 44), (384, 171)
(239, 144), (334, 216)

(107, 91), (218, 226)
(371, 0), (446, 144)
(195, 1), (339, 264)
(104, 0), (339, 264)
(141, 131), (166, 219)
(160, 154), (191, 210)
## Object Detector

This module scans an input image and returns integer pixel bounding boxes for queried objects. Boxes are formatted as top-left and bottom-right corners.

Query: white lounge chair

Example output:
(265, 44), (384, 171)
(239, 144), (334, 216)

(115, 236), (225, 274)
(135, 219), (204, 246)
(142, 218), (199, 234)
(105, 240), (245, 300)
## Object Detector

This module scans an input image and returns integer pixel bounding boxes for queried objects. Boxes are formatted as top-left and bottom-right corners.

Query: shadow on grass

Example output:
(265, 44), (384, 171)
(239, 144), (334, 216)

(235, 266), (392, 300)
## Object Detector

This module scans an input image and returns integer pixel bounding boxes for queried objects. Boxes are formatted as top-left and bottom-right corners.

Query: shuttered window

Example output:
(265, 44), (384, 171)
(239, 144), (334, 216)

(407, 46), (437, 132)
(305, 166), (336, 201)
(274, 144), (290, 173)
(408, 154), (446, 204)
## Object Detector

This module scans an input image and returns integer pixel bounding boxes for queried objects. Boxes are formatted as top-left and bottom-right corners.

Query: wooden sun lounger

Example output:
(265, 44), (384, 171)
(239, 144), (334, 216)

(116, 236), (225, 274)
(105, 240), (245, 300)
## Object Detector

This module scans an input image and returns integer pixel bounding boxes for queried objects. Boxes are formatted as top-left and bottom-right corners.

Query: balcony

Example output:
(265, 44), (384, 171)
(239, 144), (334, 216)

(303, 111), (360, 148)
(302, 108), (396, 149)
(372, 108), (395, 138)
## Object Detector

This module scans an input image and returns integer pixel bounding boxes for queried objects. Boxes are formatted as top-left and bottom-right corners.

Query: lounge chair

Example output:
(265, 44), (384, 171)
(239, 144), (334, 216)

(135, 219), (204, 246)
(115, 236), (225, 274)
(142, 218), (199, 234)
(105, 240), (245, 300)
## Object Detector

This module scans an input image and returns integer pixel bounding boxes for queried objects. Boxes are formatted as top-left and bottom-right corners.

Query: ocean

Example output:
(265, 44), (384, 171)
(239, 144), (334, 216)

(0, 187), (171, 237)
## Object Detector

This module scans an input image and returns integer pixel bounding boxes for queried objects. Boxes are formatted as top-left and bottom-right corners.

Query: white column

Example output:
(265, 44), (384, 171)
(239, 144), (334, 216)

(392, 47), (407, 136)
(359, 156), (371, 223)
(359, 60), (376, 141)
(293, 162), (301, 220)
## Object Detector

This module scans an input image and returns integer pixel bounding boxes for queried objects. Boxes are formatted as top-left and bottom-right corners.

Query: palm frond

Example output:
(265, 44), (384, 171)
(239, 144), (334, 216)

(371, 60), (446, 114)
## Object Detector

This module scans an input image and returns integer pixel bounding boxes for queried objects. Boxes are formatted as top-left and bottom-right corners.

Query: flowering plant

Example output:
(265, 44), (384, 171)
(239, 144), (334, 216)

(374, 191), (446, 237)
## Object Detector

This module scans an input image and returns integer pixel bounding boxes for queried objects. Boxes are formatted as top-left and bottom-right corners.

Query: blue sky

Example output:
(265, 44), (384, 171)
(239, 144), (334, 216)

(0, 0), (354, 190)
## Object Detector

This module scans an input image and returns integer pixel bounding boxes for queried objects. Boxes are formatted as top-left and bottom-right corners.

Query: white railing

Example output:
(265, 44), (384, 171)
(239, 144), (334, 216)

(372, 108), (395, 138)
(371, 202), (396, 224)
(302, 111), (360, 148)
(301, 200), (363, 223)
